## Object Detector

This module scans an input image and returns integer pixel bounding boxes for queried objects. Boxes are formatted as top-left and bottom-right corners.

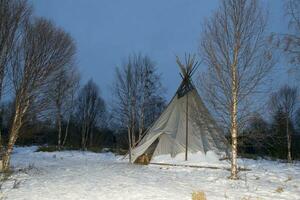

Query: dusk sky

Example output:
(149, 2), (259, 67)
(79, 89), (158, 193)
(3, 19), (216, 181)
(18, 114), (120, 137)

(31, 0), (289, 102)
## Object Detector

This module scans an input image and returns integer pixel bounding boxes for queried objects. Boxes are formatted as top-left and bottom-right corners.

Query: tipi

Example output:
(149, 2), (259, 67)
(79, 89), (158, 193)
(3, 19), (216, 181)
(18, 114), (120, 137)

(131, 55), (229, 163)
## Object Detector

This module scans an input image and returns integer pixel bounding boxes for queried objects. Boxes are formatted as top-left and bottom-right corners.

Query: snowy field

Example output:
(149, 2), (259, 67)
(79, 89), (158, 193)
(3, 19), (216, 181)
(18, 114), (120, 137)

(0, 147), (299, 200)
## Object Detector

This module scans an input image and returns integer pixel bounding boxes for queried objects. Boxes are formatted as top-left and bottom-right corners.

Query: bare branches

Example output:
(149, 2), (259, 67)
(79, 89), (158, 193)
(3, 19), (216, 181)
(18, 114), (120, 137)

(269, 85), (298, 117)
(0, 0), (31, 152)
(269, 0), (300, 80)
(285, 0), (300, 33)
(0, 0), (31, 90)
(285, 0), (300, 77)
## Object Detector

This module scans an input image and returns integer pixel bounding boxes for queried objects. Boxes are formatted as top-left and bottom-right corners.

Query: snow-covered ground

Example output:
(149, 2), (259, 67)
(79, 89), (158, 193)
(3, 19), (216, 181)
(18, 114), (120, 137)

(0, 147), (299, 200)
(151, 151), (229, 168)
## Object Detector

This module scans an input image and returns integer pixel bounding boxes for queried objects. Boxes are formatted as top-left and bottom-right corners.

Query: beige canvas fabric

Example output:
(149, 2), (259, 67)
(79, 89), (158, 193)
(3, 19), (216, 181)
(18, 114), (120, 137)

(131, 89), (229, 162)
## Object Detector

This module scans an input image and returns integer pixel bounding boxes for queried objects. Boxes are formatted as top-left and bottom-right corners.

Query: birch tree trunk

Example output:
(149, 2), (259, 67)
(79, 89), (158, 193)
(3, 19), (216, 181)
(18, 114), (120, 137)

(57, 106), (62, 150)
(84, 124), (90, 150)
(138, 105), (145, 141)
(62, 117), (70, 146)
(1, 101), (28, 172)
(128, 126), (132, 163)
(287, 115), (292, 163)
(131, 98), (136, 147)
(89, 126), (93, 147)
(230, 92), (238, 179)
(81, 123), (86, 150)
(230, 46), (239, 180)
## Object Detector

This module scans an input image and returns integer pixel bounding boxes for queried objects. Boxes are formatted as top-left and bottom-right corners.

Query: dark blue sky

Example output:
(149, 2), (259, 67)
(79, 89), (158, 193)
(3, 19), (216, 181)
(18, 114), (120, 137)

(31, 0), (289, 102)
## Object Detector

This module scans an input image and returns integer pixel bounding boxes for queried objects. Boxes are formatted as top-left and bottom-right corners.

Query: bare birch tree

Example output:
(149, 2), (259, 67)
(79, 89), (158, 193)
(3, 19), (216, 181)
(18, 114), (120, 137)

(77, 80), (105, 150)
(49, 65), (79, 149)
(113, 61), (137, 162)
(1, 18), (75, 171)
(135, 54), (164, 141)
(62, 70), (80, 146)
(199, 0), (274, 179)
(0, 0), (31, 153)
(269, 85), (298, 162)
(112, 54), (164, 163)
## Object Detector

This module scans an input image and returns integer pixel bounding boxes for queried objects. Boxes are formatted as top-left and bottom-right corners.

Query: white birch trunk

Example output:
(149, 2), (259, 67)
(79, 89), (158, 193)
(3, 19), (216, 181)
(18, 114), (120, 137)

(230, 46), (239, 180)
(287, 115), (292, 163)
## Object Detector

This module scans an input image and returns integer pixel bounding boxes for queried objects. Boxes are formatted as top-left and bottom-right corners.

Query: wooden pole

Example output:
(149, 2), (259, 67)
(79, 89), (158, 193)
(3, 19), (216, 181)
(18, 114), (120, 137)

(185, 92), (189, 161)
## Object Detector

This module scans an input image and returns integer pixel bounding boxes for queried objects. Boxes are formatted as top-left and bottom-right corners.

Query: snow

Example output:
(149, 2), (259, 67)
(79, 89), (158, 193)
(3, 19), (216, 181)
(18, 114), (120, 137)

(151, 151), (229, 168)
(0, 147), (299, 200)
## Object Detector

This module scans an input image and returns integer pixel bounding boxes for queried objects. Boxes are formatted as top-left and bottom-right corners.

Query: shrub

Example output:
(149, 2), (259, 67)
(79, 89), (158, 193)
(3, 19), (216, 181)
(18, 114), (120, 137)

(36, 146), (58, 152)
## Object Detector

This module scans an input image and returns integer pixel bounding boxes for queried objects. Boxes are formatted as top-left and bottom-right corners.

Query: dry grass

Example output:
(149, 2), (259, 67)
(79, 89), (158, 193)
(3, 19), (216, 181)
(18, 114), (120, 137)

(135, 154), (150, 165)
(275, 186), (284, 193)
(192, 191), (206, 200)
(284, 176), (292, 182)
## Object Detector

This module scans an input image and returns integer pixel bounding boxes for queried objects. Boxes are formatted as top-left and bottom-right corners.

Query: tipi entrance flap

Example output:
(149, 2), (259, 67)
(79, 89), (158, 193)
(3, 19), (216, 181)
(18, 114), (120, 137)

(157, 133), (187, 158)
(131, 95), (182, 162)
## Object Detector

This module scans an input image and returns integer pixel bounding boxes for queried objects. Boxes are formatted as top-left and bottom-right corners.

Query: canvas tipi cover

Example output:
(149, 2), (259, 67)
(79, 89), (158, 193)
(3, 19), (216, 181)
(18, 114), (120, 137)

(131, 86), (229, 163)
